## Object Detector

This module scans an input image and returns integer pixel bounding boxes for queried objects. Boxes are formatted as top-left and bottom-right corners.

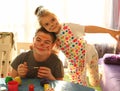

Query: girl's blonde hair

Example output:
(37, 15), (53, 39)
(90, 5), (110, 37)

(35, 6), (56, 25)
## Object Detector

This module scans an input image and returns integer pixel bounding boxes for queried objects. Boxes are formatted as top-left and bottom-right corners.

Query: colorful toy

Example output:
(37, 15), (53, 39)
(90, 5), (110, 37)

(14, 76), (22, 85)
(29, 84), (34, 91)
(5, 76), (13, 84)
(7, 81), (18, 91)
(40, 78), (50, 87)
(45, 88), (54, 91)
(44, 83), (50, 91)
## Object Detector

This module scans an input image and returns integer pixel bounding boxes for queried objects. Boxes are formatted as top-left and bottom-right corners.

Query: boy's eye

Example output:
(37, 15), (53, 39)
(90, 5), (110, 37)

(44, 41), (52, 44)
(36, 38), (41, 42)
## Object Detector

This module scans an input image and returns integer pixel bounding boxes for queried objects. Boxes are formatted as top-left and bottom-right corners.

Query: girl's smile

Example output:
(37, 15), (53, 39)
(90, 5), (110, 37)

(41, 14), (61, 33)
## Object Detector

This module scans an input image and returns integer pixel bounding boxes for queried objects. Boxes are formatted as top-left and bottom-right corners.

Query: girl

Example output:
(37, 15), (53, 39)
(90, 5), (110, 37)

(34, 6), (120, 86)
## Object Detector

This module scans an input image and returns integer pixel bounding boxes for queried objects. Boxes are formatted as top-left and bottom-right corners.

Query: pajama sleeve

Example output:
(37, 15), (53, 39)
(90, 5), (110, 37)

(65, 23), (85, 37)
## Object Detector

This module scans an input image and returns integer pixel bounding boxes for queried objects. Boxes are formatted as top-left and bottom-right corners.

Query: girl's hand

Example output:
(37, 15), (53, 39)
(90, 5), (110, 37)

(17, 62), (28, 78)
(110, 30), (120, 41)
(37, 67), (55, 80)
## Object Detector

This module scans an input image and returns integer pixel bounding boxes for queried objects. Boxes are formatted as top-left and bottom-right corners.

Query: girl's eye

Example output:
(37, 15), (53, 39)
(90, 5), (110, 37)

(44, 23), (49, 27)
(51, 18), (55, 22)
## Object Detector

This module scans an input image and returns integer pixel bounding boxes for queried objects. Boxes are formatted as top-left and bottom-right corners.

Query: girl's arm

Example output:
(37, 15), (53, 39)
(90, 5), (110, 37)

(85, 26), (120, 41)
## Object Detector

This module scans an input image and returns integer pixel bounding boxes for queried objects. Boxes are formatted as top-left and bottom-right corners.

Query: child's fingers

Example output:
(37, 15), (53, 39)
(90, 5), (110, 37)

(18, 64), (24, 68)
(23, 62), (27, 65)
(23, 62), (28, 69)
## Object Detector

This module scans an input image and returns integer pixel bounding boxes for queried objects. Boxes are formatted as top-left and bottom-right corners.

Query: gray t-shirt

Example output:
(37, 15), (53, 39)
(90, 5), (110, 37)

(11, 50), (64, 78)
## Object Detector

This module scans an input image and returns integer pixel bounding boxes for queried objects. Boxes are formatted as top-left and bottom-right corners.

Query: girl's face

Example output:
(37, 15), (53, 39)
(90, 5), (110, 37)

(33, 31), (54, 55)
(40, 14), (61, 33)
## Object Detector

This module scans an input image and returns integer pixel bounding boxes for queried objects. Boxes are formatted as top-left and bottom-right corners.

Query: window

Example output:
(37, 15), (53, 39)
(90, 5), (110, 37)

(0, 0), (113, 43)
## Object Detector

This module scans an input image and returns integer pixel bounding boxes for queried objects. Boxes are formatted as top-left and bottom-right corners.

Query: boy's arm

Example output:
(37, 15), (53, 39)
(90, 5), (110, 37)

(10, 69), (18, 78)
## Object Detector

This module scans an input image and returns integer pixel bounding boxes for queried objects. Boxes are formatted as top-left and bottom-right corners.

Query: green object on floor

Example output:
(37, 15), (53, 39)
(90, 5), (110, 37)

(5, 76), (13, 84)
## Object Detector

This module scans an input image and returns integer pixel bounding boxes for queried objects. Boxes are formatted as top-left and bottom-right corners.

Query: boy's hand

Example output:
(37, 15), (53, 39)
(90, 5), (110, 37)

(37, 67), (55, 80)
(17, 62), (28, 77)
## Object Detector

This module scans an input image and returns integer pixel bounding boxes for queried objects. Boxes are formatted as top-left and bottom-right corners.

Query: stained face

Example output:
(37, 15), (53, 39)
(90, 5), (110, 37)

(33, 31), (53, 55)
(40, 14), (61, 33)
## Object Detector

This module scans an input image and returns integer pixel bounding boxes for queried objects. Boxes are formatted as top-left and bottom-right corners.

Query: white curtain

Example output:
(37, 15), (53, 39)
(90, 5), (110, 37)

(113, 0), (120, 54)
(0, 0), (114, 43)
(118, 0), (120, 30)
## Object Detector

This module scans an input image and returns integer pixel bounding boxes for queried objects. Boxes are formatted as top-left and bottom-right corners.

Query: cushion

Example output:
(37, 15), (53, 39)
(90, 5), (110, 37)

(104, 55), (120, 65)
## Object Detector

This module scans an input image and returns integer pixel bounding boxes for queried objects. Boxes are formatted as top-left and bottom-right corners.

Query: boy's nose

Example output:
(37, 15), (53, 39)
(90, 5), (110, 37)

(39, 42), (44, 46)
(51, 24), (53, 27)
(50, 23), (54, 27)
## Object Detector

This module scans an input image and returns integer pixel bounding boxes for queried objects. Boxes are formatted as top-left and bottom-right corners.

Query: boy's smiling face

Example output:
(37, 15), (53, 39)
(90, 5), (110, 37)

(33, 31), (54, 55)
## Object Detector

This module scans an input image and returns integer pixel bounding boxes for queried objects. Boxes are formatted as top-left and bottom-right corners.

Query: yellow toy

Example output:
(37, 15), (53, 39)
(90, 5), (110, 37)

(14, 76), (22, 85)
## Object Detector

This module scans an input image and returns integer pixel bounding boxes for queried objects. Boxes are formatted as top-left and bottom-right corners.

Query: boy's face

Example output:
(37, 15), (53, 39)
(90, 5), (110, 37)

(40, 14), (61, 33)
(33, 31), (54, 55)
